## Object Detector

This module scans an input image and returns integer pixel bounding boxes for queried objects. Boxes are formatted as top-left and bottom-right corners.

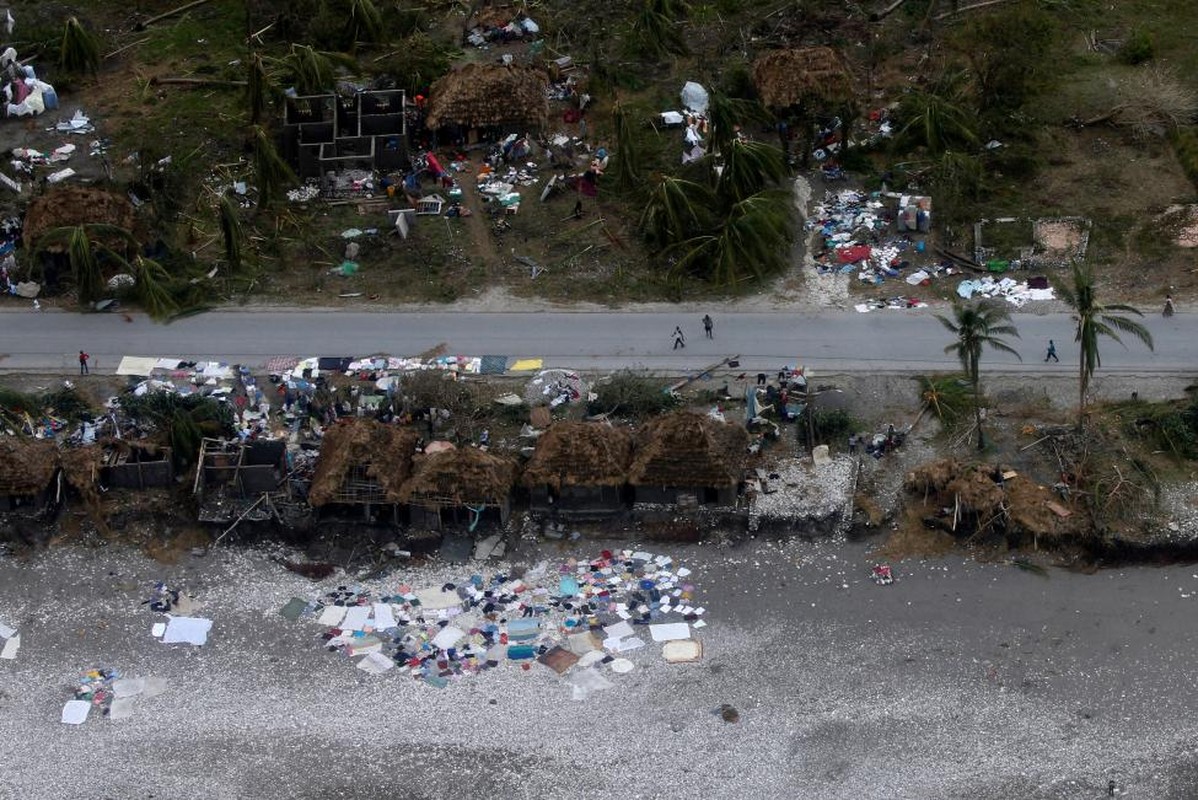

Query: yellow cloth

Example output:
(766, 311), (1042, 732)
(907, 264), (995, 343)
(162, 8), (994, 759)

(509, 358), (543, 372)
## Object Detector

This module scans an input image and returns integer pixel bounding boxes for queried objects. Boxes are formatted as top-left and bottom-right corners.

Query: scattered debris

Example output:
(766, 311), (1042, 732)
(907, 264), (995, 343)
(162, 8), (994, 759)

(280, 549), (708, 692)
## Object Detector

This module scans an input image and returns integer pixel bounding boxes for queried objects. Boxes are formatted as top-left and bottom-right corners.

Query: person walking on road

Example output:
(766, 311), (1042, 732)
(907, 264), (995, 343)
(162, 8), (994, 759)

(672, 325), (686, 350)
(702, 314), (714, 339)
(78, 350), (90, 375)
(1164, 294), (1175, 317)
(1044, 340), (1059, 363)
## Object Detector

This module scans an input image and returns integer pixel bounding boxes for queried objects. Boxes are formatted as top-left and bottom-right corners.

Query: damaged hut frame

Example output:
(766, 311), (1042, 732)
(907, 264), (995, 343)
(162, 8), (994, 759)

(400, 446), (517, 531)
(306, 418), (419, 523)
(628, 411), (749, 507)
(521, 422), (634, 520)
(194, 437), (291, 524)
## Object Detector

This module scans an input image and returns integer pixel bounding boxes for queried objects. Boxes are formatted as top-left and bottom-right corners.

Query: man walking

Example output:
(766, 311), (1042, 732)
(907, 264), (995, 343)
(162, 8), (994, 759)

(702, 314), (714, 339)
(78, 350), (90, 375)
(672, 325), (686, 350)
(1044, 340), (1058, 363)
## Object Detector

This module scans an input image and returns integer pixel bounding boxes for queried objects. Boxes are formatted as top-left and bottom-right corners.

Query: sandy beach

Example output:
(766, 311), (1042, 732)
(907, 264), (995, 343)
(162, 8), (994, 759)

(1, 536), (1196, 800)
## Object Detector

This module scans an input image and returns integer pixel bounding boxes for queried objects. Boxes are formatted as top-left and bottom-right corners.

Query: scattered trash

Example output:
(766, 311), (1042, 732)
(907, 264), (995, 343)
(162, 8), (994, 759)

(61, 669), (165, 724)
(0, 620), (19, 660)
(156, 616), (212, 646)
(955, 276), (1054, 306)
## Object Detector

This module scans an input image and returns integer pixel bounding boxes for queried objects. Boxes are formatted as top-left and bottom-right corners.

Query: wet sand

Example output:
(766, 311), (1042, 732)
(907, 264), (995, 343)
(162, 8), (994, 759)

(1, 536), (1196, 799)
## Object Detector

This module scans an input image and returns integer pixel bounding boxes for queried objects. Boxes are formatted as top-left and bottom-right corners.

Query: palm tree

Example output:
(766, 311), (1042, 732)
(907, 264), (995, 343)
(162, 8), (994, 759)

(218, 196), (245, 272)
(671, 190), (792, 286)
(611, 102), (643, 193)
(935, 300), (1021, 449)
(639, 175), (714, 251)
(247, 52), (271, 126)
(1056, 262), (1154, 428)
(896, 72), (978, 154)
(251, 125), (296, 209)
(40, 224), (137, 308)
(628, 0), (689, 60)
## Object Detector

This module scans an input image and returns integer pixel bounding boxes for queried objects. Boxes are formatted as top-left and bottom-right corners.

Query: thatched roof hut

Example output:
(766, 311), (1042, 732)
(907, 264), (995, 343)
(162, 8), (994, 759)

(425, 63), (549, 131)
(308, 418), (420, 506)
(629, 411), (748, 488)
(752, 47), (855, 109)
(0, 437), (59, 495)
(522, 422), (634, 490)
(401, 447), (517, 509)
(22, 186), (138, 252)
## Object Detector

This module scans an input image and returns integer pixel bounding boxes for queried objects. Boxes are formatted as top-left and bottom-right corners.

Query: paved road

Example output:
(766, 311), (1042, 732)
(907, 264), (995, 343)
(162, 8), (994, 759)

(0, 308), (1188, 374)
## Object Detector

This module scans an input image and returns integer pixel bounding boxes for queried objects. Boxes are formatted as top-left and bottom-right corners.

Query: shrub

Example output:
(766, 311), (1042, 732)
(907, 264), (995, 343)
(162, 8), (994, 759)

(588, 371), (679, 418)
(1117, 28), (1155, 66)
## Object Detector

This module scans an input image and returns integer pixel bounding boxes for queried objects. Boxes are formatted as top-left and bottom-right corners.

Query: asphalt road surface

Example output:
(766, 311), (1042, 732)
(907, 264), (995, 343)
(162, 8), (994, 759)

(0, 308), (1190, 374)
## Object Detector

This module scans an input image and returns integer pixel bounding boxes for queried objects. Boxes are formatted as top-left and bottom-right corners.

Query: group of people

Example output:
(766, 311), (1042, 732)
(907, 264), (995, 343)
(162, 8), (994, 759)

(672, 315), (714, 350)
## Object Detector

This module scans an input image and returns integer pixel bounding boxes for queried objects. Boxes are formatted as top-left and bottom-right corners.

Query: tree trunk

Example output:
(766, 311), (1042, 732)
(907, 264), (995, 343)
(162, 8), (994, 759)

(974, 379), (986, 450)
(1077, 359), (1088, 430)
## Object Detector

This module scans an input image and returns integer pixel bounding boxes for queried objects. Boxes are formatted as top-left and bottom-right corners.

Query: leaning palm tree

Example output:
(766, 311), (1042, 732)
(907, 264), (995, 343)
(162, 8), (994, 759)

(218, 196), (244, 272)
(131, 256), (181, 320)
(251, 125), (296, 209)
(935, 300), (1021, 449)
(611, 102), (643, 194)
(1056, 262), (1154, 429)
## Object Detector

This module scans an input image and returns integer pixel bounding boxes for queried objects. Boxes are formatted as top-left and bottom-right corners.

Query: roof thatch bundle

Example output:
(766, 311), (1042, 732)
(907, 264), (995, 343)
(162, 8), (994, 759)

(522, 422), (634, 490)
(401, 447), (517, 508)
(308, 418), (420, 506)
(629, 411), (748, 488)
(0, 437), (59, 495)
(425, 63), (549, 131)
(752, 47), (854, 109)
(23, 186), (137, 251)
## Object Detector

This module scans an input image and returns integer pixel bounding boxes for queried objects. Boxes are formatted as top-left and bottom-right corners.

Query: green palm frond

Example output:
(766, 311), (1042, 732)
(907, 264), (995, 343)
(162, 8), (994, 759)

(347, 0), (383, 45)
(251, 125), (296, 209)
(629, 0), (690, 59)
(218, 196), (244, 272)
(640, 175), (715, 250)
(717, 140), (787, 202)
(133, 257), (181, 320)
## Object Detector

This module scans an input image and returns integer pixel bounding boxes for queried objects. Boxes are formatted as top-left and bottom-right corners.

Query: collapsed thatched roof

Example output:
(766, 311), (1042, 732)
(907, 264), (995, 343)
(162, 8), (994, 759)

(425, 63), (549, 130)
(22, 186), (138, 251)
(522, 422), (634, 490)
(0, 437), (58, 495)
(629, 411), (748, 488)
(308, 418), (420, 506)
(905, 458), (1089, 542)
(401, 447), (517, 508)
(752, 47), (854, 109)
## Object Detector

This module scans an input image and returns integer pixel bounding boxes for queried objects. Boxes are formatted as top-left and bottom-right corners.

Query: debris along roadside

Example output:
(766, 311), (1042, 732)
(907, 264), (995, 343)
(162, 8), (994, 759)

(279, 549), (707, 694)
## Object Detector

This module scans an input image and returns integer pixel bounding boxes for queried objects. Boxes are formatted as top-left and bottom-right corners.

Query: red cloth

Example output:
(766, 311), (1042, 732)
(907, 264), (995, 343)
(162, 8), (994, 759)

(425, 152), (445, 177)
(836, 245), (871, 264)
